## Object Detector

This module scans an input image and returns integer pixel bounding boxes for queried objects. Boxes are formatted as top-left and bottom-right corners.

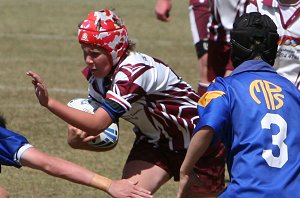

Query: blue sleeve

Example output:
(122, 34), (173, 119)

(193, 78), (231, 145)
(0, 127), (30, 168)
(101, 98), (126, 123)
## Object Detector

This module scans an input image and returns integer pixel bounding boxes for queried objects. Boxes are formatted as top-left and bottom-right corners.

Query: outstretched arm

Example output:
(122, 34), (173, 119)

(177, 126), (214, 198)
(0, 186), (9, 198)
(21, 147), (152, 198)
(26, 70), (111, 136)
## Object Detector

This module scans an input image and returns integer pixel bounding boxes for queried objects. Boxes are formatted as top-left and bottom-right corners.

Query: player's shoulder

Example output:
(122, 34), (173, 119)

(209, 75), (246, 96)
(122, 51), (150, 63)
(210, 76), (230, 89)
(118, 52), (157, 71)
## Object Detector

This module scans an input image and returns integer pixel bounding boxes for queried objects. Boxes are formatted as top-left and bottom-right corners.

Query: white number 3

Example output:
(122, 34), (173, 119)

(261, 113), (288, 168)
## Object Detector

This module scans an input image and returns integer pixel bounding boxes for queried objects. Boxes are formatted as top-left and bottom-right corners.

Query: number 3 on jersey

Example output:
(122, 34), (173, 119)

(261, 113), (288, 168)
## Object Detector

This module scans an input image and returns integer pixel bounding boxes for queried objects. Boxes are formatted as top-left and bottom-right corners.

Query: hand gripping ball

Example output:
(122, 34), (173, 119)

(67, 98), (119, 148)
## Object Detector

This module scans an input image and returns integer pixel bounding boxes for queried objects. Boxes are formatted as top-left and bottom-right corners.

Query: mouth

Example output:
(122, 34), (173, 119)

(90, 68), (97, 73)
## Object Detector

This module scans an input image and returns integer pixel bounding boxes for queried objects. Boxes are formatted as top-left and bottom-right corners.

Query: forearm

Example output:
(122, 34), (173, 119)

(42, 156), (112, 191)
(51, 160), (112, 192)
(180, 127), (214, 177)
(21, 148), (112, 193)
(46, 97), (109, 135)
(47, 98), (94, 131)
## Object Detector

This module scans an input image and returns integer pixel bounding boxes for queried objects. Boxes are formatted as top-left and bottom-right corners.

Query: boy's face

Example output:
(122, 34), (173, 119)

(81, 44), (113, 78)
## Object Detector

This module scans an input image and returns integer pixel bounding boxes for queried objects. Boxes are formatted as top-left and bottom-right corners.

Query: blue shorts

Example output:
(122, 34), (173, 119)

(0, 127), (32, 171)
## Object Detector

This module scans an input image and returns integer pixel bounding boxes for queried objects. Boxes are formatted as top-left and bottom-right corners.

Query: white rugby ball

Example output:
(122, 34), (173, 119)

(67, 98), (119, 149)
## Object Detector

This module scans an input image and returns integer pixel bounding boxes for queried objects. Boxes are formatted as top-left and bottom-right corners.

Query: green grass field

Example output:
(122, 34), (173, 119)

(0, 0), (200, 197)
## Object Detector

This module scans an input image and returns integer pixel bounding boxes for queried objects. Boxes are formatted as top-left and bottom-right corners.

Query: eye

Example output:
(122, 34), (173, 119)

(90, 51), (100, 58)
(84, 50), (101, 59)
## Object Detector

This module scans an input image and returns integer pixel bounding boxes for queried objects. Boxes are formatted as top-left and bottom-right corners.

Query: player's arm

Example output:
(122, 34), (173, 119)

(66, 124), (116, 152)
(20, 147), (152, 198)
(0, 186), (9, 198)
(191, 0), (211, 89)
(177, 126), (214, 198)
(155, 0), (172, 22)
(26, 71), (112, 136)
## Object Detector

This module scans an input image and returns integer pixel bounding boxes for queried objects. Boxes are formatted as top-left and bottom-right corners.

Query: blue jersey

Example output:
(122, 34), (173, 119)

(195, 60), (300, 197)
(0, 127), (30, 169)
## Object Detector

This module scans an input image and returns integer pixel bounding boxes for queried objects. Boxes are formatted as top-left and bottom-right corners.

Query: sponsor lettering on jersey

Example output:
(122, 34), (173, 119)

(249, 80), (284, 110)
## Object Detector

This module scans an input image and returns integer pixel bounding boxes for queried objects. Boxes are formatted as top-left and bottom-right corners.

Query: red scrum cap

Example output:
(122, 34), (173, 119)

(78, 9), (128, 66)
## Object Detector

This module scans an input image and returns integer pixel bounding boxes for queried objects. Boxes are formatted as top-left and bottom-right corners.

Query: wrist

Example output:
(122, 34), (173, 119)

(90, 174), (112, 192)
(45, 97), (52, 108)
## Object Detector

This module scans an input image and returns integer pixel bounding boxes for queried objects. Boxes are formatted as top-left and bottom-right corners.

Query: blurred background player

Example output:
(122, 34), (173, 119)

(155, 0), (210, 95)
(0, 114), (152, 198)
(27, 9), (225, 197)
(177, 12), (300, 197)
(246, 0), (300, 89)
(155, 0), (249, 95)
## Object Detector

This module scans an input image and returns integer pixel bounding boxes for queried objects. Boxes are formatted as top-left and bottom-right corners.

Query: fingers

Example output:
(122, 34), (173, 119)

(69, 127), (95, 142)
(128, 180), (138, 185)
(133, 191), (153, 198)
(26, 71), (44, 85)
(67, 124), (76, 131)
(76, 130), (88, 139)
(82, 135), (97, 142)
(28, 71), (38, 87)
(132, 189), (153, 198)
(129, 181), (152, 198)
(26, 70), (34, 77)
(108, 179), (153, 198)
(155, 11), (170, 22)
(26, 70), (38, 81)
(134, 187), (152, 195)
(154, 0), (171, 22)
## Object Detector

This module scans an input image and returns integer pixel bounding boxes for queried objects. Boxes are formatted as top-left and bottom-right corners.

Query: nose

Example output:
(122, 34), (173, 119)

(85, 55), (93, 65)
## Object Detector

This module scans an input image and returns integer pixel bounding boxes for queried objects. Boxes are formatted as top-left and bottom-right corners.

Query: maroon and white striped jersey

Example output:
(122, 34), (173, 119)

(83, 52), (200, 151)
(189, 0), (248, 43)
(246, 0), (300, 89)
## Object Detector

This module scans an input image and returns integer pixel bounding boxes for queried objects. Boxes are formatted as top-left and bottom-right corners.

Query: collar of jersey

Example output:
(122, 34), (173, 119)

(230, 60), (276, 76)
